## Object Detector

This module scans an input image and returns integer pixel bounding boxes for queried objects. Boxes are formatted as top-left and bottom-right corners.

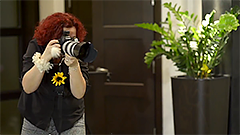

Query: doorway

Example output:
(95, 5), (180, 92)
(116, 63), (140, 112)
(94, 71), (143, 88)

(0, 0), (39, 134)
(65, 0), (162, 134)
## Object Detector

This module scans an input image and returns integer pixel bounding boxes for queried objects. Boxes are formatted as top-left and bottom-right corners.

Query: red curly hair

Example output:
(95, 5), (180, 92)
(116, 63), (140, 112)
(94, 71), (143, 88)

(33, 12), (87, 46)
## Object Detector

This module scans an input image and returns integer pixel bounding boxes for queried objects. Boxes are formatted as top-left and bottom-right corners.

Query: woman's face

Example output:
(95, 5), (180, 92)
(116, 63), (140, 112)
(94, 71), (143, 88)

(63, 27), (76, 38)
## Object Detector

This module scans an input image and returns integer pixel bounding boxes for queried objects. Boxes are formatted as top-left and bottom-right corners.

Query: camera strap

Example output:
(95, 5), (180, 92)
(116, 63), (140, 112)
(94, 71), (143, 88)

(55, 85), (63, 134)
(55, 58), (65, 134)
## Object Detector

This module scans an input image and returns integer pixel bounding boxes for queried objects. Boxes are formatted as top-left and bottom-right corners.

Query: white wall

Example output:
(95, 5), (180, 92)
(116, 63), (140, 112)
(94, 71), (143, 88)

(161, 0), (202, 134)
(39, 0), (65, 21)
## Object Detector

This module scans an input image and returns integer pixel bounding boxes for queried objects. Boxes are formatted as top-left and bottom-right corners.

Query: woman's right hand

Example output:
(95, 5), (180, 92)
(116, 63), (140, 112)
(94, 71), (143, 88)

(41, 40), (61, 61)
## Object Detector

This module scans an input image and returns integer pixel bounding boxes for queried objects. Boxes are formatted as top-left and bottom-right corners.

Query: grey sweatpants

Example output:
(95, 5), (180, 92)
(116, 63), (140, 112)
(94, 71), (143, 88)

(21, 115), (85, 135)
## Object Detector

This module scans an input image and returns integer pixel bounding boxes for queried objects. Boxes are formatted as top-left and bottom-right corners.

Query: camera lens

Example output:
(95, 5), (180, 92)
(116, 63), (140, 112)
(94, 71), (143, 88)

(60, 31), (97, 62)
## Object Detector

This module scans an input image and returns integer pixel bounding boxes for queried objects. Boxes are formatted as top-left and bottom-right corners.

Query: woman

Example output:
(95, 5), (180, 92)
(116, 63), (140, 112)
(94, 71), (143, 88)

(18, 12), (89, 135)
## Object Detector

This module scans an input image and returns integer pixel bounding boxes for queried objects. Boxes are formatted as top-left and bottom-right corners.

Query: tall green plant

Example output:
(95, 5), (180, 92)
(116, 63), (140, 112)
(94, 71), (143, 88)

(135, 2), (240, 79)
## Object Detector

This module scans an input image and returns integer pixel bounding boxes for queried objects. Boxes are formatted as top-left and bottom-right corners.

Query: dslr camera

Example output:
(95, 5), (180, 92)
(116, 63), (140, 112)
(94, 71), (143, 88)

(59, 31), (98, 63)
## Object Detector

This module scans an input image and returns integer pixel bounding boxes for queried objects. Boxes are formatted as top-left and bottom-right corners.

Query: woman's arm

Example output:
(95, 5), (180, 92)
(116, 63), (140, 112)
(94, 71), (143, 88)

(65, 54), (86, 99)
(22, 65), (45, 94)
(22, 40), (60, 94)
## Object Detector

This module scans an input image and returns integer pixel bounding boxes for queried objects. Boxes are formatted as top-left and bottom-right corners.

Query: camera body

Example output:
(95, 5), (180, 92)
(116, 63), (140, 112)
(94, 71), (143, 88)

(59, 31), (98, 63)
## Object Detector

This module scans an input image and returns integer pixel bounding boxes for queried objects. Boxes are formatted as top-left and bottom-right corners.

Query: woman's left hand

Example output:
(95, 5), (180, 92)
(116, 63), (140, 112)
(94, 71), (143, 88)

(64, 54), (79, 67)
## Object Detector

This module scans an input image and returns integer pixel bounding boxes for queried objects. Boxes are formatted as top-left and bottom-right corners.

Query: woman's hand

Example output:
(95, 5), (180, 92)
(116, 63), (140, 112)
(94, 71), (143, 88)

(64, 54), (79, 68)
(41, 40), (61, 61)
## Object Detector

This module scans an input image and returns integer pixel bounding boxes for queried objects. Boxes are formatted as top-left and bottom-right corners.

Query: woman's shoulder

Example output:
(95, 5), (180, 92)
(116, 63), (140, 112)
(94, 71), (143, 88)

(29, 38), (38, 45)
(27, 38), (45, 52)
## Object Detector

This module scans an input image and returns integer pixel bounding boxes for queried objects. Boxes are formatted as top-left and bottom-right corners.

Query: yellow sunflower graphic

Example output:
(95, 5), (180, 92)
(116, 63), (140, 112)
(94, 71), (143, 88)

(51, 72), (67, 86)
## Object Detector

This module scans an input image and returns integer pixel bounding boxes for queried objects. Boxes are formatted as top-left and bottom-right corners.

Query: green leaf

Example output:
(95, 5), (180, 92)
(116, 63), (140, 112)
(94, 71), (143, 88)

(217, 14), (240, 32)
(194, 15), (198, 23)
(209, 10), (216, 23)
(164, 2), (183, 22)
(230, 5), (240, 17)
(134, 23), (168, 36)
(180, 11), (191, 21)
(151, 40), (165, 47)
(177, 6), (181, 12)
(190, 13), (194, 19)
(167, 12), (172, 30)
(191, 27), (200, 41)
(144, 47), (165, 68)
(177, 23), (185, 27)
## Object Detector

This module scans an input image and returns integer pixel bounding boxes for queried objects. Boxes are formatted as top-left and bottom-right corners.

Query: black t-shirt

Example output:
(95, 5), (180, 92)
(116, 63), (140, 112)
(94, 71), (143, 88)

(18, 39), (89, 133)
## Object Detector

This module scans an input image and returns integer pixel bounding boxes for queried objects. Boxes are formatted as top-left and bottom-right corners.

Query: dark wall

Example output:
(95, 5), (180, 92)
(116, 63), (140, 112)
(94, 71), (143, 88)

(202, 0), (239, 134)
(229, 1), (240, 134)
(202, 0), (232, 18)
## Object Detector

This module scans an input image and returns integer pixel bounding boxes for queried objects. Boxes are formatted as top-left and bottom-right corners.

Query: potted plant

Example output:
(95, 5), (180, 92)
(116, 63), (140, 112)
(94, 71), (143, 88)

(135, 2), (240, 134)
